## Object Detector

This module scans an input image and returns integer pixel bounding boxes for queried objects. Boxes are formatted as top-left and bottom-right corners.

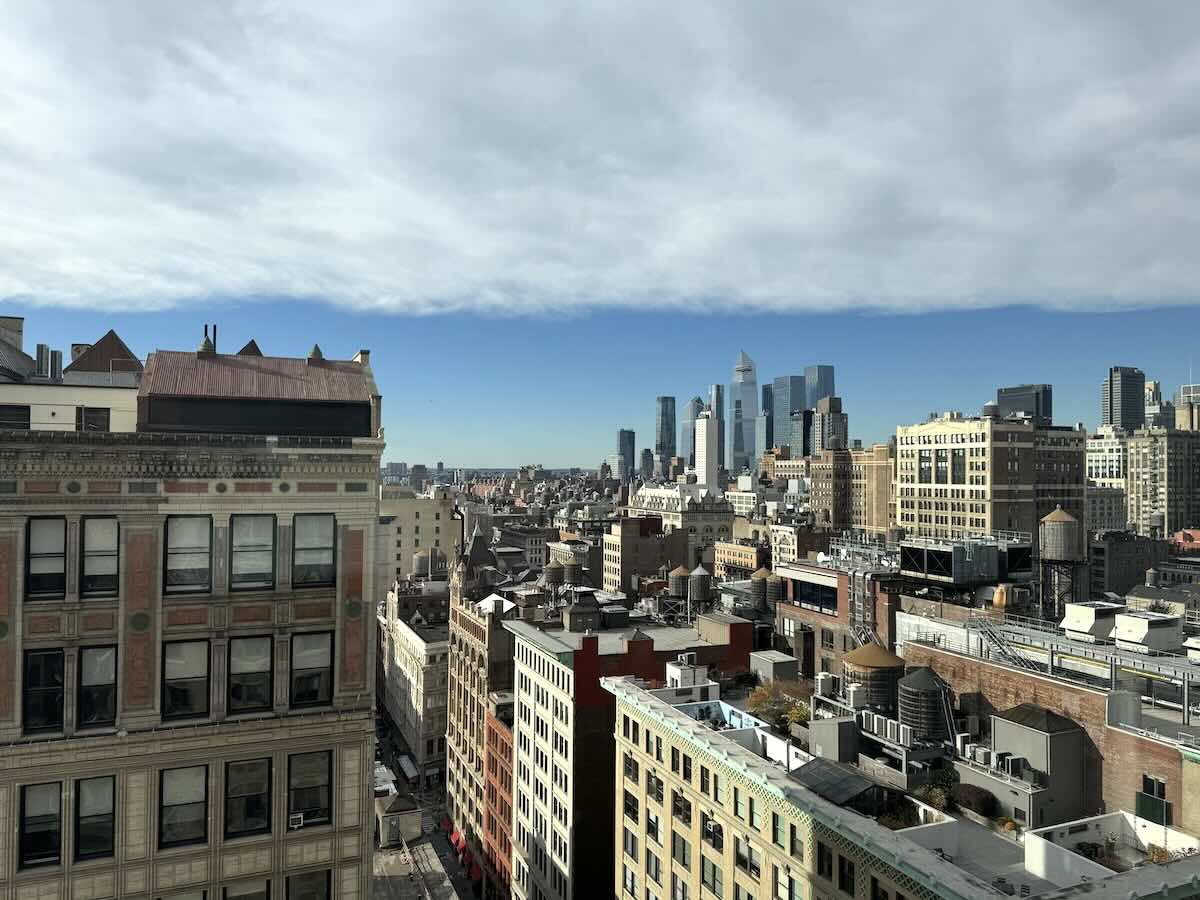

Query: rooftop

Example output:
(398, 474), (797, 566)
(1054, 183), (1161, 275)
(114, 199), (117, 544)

(995, 703), (1080, 734)
(505, 615), (740, 657)
(141, 348), (377, 403)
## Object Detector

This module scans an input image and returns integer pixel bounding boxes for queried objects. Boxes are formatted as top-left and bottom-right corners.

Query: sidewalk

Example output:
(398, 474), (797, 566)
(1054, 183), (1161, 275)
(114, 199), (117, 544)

(372, 819), (477, 900)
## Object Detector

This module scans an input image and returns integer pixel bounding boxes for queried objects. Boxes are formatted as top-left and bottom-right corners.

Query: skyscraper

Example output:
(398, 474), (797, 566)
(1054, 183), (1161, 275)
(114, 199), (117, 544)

(679, 396), (704, 465)
(997, 383), (1053, 424)
(639, 448), (654, 480)
(760, 383), (774, 450)
(1101, 366), (1146, 431)
(708, 383), (725, 469)
(772, 374), (805, 449)
(812, 395), (848, 451)
(617, 428), (636, 481)
(728, 350), (758, 473)
(654, 395), (676, 460)
(695, 408), (720, 488)
(804, 364), (835, 409)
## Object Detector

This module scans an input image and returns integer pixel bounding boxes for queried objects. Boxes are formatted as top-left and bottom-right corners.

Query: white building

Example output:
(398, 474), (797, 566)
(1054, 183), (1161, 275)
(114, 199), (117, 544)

(627, 483), (734, 559)
(1087, 425), (1129, 492)
(378, 485), (462, 584)
(694, 408), (720, 488)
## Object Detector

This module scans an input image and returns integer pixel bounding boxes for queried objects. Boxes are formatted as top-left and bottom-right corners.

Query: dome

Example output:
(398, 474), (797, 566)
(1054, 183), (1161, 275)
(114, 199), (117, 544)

(751, 567), (771, 580)
(842, 643), (905, 669)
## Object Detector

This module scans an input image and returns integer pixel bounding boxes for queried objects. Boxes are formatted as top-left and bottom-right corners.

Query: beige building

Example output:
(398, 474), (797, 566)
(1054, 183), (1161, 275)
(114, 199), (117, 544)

(809, 443), (893, 536)
(895, 413), (1086, 551)
(1087, 426), (1129, 492)
(626, 485), (733, 563)
(378, 486), (461, 584)
(0, 340), (382, 900)
(1126, 428), (1200, 538)
(712, 541), (768, 581)
(604, 675), (988, 900)
(601, 516), (689, 593)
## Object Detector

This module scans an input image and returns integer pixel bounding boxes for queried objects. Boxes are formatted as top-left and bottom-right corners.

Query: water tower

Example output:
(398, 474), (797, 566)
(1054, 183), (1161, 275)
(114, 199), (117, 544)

(1039, 505), (1085, 621)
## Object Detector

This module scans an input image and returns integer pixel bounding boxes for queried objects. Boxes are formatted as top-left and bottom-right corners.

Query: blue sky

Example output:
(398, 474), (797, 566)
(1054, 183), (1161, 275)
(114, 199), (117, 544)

(14, 303), (1199, 467)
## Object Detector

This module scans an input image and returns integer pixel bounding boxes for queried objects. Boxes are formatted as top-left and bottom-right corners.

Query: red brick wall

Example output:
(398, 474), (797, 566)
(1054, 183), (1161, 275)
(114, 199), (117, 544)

(904, 643), (1182, 820)
(339, 528), (366, 691)
(122, 530), (158, 710)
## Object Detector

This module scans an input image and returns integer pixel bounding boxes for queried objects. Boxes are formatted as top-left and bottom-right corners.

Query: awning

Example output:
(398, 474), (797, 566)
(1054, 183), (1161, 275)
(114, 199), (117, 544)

(450, 830), (465, 850)
(397, 755), (419, 781)
(469, 864), (482, 881)
(461, 848), (473, 867)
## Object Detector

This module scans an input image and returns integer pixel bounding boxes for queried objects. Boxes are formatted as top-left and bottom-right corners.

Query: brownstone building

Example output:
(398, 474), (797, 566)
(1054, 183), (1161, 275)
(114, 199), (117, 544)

(0, 338), (382, 900)
(482, 693), (514, 900)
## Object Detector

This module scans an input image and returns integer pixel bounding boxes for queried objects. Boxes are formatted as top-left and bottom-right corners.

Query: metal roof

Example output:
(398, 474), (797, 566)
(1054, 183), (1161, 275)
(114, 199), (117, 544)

(995, 703), (1080, 734)
(140, 349), (376, 403)
(789, 757), (876, 805)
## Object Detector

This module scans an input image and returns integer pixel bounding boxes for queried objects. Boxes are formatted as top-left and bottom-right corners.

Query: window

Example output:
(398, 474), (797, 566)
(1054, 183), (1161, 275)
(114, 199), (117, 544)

(288, 751), (332, 828)
(226, 759), (271, 838)
(20, 782), (61, 868)
(159, 766), (208, 848)
(748, 797), (760, 829)
(838, 855), (855, 895)
(224, 881), (270, 900)
(230, 515), (275, 591)
(771, 813), (784, 847)
(624, 753), (640, 781)
(701, 856), (723, 896)
(701, 814), (723, 851)
(672, 874), (689, 900)
(0, 403), (31, 429)
(162, 641), (209, 720)
(75, 775), (115, 860)
(671, 747), (680, 774)
(671, 791), (691, 826)
(647, 771), (664, 803)
(78, 645), (117, 728)
(735, 886), (756, 900)
(773, 866), (796, 900)
(624, 826), (639, 859)
(624, 789), (640, 823)
(871, 876), (890, 900)
(290, 633), (333, 707)
(286, 871), (330, 900)
(817, 842), (833, 879)
(671, 831), (690, 868)
(81, 518), (119, 597)
(700, 767), (710, 795)
(646, 811), (661, 844)
(734, 787), (744, 819)
(165, 516), (212, 594)
(23, 649), (64, 733)
(820, 628), (834, 650)
(624, 864), (637, 896)
(735, 837), (761, 878)
(229, 636), (273, 714)
(75, 406), (110, 432)
(682, 755), (692, 782)
(789, 824), (803, 860)
(293, 514), (335, 587)
(646, 850), (662, 884)
(27, 517), (66, 598)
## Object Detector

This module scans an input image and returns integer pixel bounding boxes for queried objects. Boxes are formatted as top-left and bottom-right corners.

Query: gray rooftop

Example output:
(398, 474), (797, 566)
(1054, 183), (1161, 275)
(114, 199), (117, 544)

(504, 617), (729, 657)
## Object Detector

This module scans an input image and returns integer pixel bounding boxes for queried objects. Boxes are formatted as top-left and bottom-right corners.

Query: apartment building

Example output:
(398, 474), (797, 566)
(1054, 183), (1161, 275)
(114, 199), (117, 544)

(506, 610), (751, 900)
(768, 525), (831, 567)
(1087, 426), (1129, 491)
(378, 485), (461, 583)
(895, 412), (1086, 553)
(604, 675), (986, 900)
(483, 692), (515, 900)
(0, 339), (382, 900)
(1087, 485), (1128, 533)
(602, 516), (691, 594)
(1126, 429), (1200, 538)
(712, 541), (768, 581)
(808, 443), (893, 537)
(376, 606), (448, 788)
(494, 525), (559, 569)
(626, 486), (734, 563)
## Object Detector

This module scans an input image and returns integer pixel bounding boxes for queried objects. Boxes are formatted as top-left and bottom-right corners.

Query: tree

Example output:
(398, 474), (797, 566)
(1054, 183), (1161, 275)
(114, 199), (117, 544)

(748, 683), (794, 731)
(955, 784), (997, 817)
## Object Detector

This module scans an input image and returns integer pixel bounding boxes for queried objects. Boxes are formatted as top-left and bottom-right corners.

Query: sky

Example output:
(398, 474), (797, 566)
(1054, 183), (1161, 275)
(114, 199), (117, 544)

(3, 3), (1200, 464)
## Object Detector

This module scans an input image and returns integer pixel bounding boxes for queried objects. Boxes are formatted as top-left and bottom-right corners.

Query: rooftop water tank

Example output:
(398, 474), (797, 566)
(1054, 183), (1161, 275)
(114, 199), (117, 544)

(669, 565), (690, 599)
(897, 666), (949, 741)
(840, 644), (905, 716)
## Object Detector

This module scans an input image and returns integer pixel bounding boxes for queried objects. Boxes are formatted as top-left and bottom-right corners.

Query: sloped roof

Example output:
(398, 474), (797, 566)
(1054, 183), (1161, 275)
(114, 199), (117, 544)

(64, 329), (142, 374)
(0, 338), (34, 380)
(237, 339), (264, 357)
(790, 758), (875, 806)
(140, 349), (376, 403)
(842, 643), (905, 669)
(898, 666), (945, 691)
(1041, 505), (1077, 524)
(995, 702), (1079, 734)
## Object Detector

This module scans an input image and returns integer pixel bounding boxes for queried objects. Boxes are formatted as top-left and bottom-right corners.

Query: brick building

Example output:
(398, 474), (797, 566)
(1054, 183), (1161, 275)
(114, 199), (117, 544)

(0, 337), (382, 900)
(482, 692), (515, 900)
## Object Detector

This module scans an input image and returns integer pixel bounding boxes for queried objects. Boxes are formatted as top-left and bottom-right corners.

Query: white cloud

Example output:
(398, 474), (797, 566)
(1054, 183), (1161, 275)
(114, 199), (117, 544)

(3, 1), (1200, 314)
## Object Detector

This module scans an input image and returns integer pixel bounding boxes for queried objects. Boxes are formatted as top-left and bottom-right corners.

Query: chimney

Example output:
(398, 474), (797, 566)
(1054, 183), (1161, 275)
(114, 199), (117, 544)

(0, 316), (24, 351)
(307, 344), (324, 366)
(50, 350), (62, 382)
(198, 324), (215, 357)
(35, 343), (50, 377)
(211, 324), (217, 353)
(353, 349), (370, 366)
(71, 343), (92, 362)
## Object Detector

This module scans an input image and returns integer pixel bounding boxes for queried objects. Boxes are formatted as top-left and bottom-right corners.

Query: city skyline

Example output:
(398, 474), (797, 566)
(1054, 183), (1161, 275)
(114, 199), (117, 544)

(10, 303), (1200, 468)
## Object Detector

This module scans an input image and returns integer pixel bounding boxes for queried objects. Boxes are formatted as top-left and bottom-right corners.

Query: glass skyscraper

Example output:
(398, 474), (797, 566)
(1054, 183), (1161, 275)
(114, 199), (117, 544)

(804, 364), (835, 410)
(772, 375), (805, 450)
(728, 350), (758, 474)
(655, 396), (676, 460)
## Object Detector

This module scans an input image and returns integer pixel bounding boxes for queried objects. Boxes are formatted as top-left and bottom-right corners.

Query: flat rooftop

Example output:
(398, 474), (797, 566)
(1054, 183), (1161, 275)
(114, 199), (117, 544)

(505, 616), (737, 656)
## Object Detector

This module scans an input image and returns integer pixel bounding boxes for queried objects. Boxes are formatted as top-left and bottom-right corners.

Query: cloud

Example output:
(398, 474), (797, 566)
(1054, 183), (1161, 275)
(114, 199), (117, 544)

(3, 1), (1200, 314)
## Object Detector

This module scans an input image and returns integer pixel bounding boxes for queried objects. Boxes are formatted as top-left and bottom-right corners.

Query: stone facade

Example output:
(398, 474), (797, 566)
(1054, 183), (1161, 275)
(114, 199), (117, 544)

(0, 430), (380, 900)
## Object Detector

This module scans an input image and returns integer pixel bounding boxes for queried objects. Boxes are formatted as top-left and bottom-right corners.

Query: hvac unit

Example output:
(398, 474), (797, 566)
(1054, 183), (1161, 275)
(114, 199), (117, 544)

(955, 732), (970, 757)
(994, 751), (1010, 771)
(898, 724), (913, 747)
(872, 714), (887, 735)
(815, 673), (834, 697)
(847, 684), (867, 709)
(974, 747), (992, 767)
(1007, 756), (1026, 777)
(859, 710), (873, 730)
(965, 743), (977, 761)
(288, 814), (305, 830)
(886, 720), (900, 743)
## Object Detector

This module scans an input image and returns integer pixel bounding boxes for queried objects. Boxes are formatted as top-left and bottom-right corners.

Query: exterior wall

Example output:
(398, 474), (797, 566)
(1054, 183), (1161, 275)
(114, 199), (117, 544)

(1088, 533), (1170, 598)
(0, 383), (138, 432)
(712, 542), (766, 581)
(377, 616), (447, 785)
(904, 642), (1187, 831)
(378, 489), (460, 583)
(626, 487), (734, 563)
(602, 518), (689, 594)
(1087, 486), (1128, 533)
(0, 431), (381, 900)
(1126, 429), (1200, 538)
(483, 709), (514, 899)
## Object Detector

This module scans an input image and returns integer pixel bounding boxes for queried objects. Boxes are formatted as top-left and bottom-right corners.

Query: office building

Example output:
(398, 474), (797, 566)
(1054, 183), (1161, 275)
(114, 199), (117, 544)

(1086, 426), (1130, 491)
(895, 412), (1086, 554)
(1089, 531), (1170, 598)
(728, 351), (758, 474)
(0, 335), (383, 900)
(640, 448), (654, 481)
(754, 412), (771, 470)
(812, 395), (848, 452)
(804, 363), (835, 410)
(627, 485), (734, 562)
(377, 604), (449, 788)
(617, 429), (636, 483)
(494, 524), (559, 569)
(770, 375), (805, 450)
(1087, 485), (1128, 533)
(694, 409), (720, 489)
(378, 485), (461, 584)
(508, 613), (751, 900)
(1126, 428), (1200, 538)
(713, 540), (768, 580)
(482, 692), (515, 898)
(1145, 380), (1175, 429)
(1101, 366), (1146, 431)
(759, 383), (774, 451)
(707, 384), (725, 470)
(655, 396), (676, 462)
(601, 516), (689, 593)
(0, 318), (143, 432)
(996, 383), (1052, 424)
(789, 409), (814, 457)
(679, 396), (704, 466)
(1178, 401), (1200, 432)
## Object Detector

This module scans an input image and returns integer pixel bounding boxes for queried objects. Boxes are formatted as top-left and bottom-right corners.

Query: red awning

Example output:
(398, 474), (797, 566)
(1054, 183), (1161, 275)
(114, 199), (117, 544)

(450, 830), (464, 849)
(461, 848), (474, 867)
(469, 864), (483, 881)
